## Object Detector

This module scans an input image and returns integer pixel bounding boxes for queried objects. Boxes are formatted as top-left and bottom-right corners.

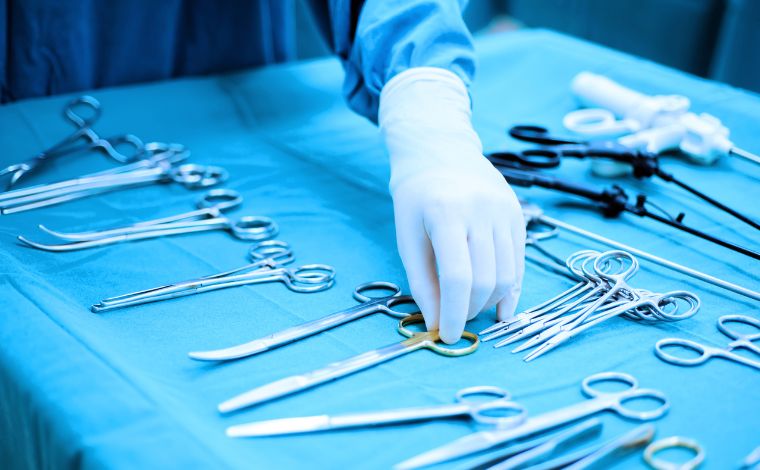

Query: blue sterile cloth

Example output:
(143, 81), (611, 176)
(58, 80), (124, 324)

(0, 30), (758, 469)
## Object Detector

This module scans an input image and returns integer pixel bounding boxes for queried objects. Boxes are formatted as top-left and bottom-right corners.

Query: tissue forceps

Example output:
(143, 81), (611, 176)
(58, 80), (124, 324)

(189, 281), (419, 361)
(655, 314), (760, 370)
(226, 386), (526, 437)
(0, 96), (145, 190)
(91, 240), (334, 312)
(18, 189), (276, 251)
(218, 314), (479, 413)
(1, 145), (225, 215)
(395, 372), (669, 469)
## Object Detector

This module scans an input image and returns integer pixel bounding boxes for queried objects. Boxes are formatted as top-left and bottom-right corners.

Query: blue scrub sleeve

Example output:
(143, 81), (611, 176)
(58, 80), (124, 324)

(310, 0), (477, 122)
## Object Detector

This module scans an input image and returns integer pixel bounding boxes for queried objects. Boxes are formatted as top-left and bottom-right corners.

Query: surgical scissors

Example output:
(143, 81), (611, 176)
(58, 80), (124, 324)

(0, 144), (225, 215)
(189, 281), (419, 361)
(218, 314), (479, 413)
(226, 386), (526, 437)
(655, 314), (760, 371)
(91, 240), (335, 312)
(0, 96), (145, 190)
(18, 189), (276, 251)
(396, 372), (669, 469)
(489, 423), (654, 470)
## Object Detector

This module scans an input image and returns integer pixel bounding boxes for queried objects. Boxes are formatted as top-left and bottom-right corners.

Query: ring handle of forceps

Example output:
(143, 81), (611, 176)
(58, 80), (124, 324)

(718, 314), (760, 341)
(487, 149), (561, 170)
(248, 240), (295, 266)
(98, 134), (146, 163)
(171, 164), (229, 188)
(581, 372), (670, 421)
(64, 96), (102, 128)
(230, 216), (279, 241)
(644, 436), (705, 470)
(593, 250), (639, 281)
(654, 338), (716, 367)
(398, 314), (479, 356)
(454, 386), (529, 428)
(282, 264), (337, 291)
(353, 282), (421, 319)
(632, 291), (701, 322)
(197, 189), (244, 212)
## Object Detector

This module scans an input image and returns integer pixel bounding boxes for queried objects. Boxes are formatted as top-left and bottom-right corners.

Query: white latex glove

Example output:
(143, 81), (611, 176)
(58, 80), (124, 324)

(379, 67), (526, 344)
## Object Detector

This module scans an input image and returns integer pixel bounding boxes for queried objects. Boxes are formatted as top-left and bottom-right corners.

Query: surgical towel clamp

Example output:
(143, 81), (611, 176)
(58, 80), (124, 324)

(18, 188), (276, 251)
(218, 314), (479, 413)
(227, 385), (526, 437)
(92, 240), (335, 312)
(0, 96), (145, 190)
(655, 314), (760, 370)
(189, 281), (419, 361)
(395, 372), (669, 469)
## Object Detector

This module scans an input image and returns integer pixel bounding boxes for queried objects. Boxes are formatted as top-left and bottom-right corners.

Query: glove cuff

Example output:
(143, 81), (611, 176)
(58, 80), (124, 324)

(379, 67), (484, 191)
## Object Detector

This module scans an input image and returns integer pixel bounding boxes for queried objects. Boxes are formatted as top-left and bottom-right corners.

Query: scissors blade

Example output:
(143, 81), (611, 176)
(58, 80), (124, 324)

(395, 429), (508, 469)
(227, 415), (331, 437)
(219, 340), (412, 412)
(188, 302), (381, 361)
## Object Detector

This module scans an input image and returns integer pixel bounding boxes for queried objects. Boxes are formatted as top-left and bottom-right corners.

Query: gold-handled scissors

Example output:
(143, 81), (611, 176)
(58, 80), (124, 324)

(218, 314), (479, 413)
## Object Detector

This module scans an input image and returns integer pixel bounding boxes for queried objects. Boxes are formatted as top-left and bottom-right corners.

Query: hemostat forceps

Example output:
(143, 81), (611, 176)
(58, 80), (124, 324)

(0, 96), (145, 190)
(480, 250), (700, 361)
(0, 143), (225, 214)
(189, 281), (419, 361)
(18, 189), (276, 251)
(91, 240), (335, 312)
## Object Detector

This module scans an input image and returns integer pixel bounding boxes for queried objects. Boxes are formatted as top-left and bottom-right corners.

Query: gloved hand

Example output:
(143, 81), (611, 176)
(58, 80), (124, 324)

(379, 67), (526, 344)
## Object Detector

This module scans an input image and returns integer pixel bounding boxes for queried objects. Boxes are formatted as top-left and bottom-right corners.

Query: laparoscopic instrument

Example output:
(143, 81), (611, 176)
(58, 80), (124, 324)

(226, 386), (527, 438)
(0, 143), (225, 215)
(0, 96), (145, 190)
(188, 281), (419, 362)
(493, 124), (760, 231)
(218, 314), (479, 413)
(487, 162), (760, 261)
(396, 372), (669, 469)
(17, 189), (275, 251)
(655, 314), (760, 371)
(479, 250), (700, 361)
(91, 240), (335, 312)
(521, 201), (760, 301)
(566, 71), (760, 166)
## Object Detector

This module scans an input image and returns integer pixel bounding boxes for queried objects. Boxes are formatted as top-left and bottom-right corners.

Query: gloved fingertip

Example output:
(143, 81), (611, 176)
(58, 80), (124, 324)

(439, 328), (463, 345)
(496, 287), (521, 322)
(422, 312), (439, 332)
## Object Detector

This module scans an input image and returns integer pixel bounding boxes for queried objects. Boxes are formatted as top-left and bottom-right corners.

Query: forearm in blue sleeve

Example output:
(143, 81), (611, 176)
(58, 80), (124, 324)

(310, 0), (476, 122)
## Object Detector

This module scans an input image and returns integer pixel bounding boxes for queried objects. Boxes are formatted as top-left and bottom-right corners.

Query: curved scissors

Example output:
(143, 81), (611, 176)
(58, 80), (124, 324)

(1, 96), (145, 190)
(189, 281), (419, 361)
(18, 189), (275, 251)
(218, 314), (479, 413)
(396, 371), (669, 469)
(655, 314), (760, 370)
(226, 385), (526, 438)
